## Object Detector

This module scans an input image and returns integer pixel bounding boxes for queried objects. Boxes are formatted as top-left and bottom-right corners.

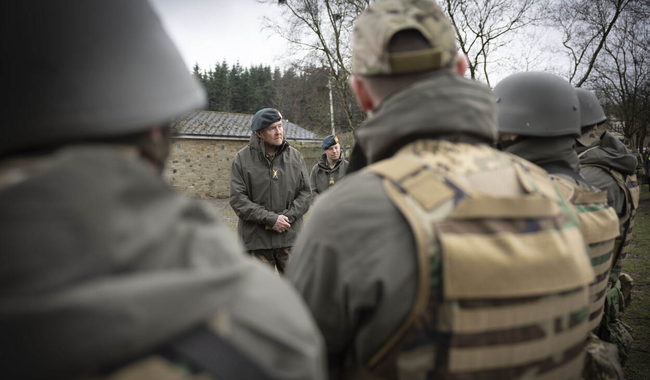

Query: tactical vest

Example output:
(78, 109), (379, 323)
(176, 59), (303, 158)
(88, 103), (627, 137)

(549, 175), (619, 332)
(357, 141), (594, 380)
(576, 159), (638, 366)
(578, 162), (639, 284)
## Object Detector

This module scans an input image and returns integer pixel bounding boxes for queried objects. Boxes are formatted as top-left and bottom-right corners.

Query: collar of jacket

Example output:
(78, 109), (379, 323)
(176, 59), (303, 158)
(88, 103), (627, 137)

(578, 131), (637, 175)
(355, 72), (497, 165)
(505, 136), (581, 173)
(249, 131), (288, 159)
(318, 153), (341, 170)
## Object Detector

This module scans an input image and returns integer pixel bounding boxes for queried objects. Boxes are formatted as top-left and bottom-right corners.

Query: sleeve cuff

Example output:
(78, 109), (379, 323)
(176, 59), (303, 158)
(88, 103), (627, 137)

(264, 214), (279, 227)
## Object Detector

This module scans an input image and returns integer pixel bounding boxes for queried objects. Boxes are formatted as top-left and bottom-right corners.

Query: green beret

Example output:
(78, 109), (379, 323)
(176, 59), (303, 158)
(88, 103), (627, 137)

(251, 108), (282, 131)
(322, 135), (339, 150)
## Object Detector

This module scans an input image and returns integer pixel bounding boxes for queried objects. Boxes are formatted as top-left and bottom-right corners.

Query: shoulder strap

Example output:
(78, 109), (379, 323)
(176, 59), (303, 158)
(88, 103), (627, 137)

(578, 146), (599, 159)
(538, 162), (584, 184)
(363, 155), (447, 367)
(167, 324), (279, 380)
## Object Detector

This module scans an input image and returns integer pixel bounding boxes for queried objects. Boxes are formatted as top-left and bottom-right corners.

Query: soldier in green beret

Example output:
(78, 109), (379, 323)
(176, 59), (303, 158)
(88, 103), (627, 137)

(310, 135), (349, 200)
(230, 108), (312, 274)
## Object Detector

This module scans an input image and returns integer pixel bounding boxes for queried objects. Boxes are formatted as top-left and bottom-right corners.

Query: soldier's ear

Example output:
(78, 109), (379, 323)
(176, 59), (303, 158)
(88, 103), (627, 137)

(255, 131), (262, 138)
(455, 53), (468, 76)
(349, 75), (374, 112)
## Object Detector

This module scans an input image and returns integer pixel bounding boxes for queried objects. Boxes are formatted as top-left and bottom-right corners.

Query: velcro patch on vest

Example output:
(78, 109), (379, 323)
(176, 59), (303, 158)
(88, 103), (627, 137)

(439, 225), (594, 299)
(573, 189), (608, 205)
(365, 156), (424, 182)
(400, 170), (454, 210)
(450, 196), (559, 219)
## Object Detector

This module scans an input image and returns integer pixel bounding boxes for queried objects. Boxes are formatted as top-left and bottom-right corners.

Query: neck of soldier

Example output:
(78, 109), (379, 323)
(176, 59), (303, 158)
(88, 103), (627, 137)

(327, 156), (338, 169)
(264, 142), (278, 156)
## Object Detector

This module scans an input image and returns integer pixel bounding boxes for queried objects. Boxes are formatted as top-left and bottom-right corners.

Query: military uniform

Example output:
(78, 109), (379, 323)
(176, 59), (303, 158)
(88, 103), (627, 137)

(287, 3), (594, 378)
(493, 75), (625, 380)
(0, 2), (326, 379)
(230, 117), (312, 273)
(576, 132), (638, 367)
(310, 154), (349, 197)
(573, 89), (639, 374)
(0, 147), (325, 380)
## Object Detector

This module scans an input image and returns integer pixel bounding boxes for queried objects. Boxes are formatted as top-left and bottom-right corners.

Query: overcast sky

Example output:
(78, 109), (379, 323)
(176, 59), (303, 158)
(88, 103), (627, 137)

(149, 0), (291, 72)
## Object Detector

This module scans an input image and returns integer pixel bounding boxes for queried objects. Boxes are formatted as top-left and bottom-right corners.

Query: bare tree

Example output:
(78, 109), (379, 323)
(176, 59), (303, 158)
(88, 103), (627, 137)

(590, 9), (650, 146)
(551, 0), (646, 87)
(442, 0), (543, 87)
(258, 0), (374, 131)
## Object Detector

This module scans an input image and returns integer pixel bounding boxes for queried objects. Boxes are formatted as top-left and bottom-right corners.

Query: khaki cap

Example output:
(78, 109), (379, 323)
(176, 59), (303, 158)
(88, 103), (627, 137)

(351, 0), (457, 76)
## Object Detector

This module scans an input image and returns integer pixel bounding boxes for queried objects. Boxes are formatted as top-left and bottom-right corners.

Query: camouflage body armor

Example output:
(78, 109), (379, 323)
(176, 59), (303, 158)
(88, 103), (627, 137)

(358, 141), (594, 380)
(578, 160), (638, 366)
(578, 161), (638, 284)
(548, 174), (619, 331)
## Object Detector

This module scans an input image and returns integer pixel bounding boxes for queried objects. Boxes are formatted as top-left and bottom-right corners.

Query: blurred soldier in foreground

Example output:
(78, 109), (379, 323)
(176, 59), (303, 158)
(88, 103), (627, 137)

(230, 108), (312, 274)
(494, 72), (622, 379)
(575, 89), (638, 367)
(0, 1), (325, 379)
(287, 0), (594, 378)
(310, 135), (349, 199)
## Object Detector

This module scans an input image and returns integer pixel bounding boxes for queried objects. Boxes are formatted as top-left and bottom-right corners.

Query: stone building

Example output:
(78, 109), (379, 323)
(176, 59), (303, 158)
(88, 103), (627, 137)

(165, 110), (322, 199)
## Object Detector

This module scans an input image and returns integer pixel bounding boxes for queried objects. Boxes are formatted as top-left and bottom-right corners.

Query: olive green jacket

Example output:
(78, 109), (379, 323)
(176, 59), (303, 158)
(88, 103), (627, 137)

(230, 133), (312, 251)
(310, 154), (349, 198)
(577, 132), (637, 216)
(0, 146), (325, 380)
(286, 73), (501, 377)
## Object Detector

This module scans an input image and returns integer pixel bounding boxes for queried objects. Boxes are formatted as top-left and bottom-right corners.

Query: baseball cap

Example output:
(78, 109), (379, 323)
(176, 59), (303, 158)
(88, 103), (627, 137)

(351, 0), (457, 76)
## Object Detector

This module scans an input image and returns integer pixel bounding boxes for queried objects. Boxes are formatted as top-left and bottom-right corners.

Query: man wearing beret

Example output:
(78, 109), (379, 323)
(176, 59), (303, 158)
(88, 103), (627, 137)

(230, 108), (312, 273)
(310, 135), (349, 199)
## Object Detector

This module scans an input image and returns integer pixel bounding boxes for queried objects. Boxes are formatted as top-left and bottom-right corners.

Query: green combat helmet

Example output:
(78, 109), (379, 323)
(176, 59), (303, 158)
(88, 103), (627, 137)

(575, 89), (608, 147)
(493, 72), (581, 137)
(575, 88), (607, 129)
(2, 0), (206, 157)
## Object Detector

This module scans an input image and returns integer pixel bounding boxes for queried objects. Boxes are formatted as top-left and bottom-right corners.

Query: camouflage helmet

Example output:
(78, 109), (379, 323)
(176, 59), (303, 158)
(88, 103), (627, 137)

(351, 0), (458, 76)
(575, 88), (607, 128)
(493, 72), (581, 138)
(2, 0), (206, 157)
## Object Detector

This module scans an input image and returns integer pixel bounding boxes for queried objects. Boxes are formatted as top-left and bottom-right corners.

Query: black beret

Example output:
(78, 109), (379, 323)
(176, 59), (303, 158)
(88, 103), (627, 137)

(322, 135), (339, 150)
(251, 108), (282, 131)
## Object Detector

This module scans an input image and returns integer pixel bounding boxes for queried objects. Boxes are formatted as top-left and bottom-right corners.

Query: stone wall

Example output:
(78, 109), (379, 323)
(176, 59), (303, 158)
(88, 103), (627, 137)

(164, 137), (324, 199)
(164, 138), (248, 199)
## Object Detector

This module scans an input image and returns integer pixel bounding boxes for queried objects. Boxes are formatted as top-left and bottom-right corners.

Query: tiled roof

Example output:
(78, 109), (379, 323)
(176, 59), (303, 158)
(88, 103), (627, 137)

(172, 110), (321, 141)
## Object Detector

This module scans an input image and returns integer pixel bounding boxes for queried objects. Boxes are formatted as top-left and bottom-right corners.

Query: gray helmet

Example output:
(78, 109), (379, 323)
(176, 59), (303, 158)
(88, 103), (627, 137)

(493, 72), (581, 137)
(2, 0), (206, 156)
(575, 88), (607, 128)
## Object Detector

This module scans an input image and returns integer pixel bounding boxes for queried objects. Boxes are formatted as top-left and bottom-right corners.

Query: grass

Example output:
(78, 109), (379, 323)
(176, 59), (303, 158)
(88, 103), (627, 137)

(623, 184), (650, 380)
